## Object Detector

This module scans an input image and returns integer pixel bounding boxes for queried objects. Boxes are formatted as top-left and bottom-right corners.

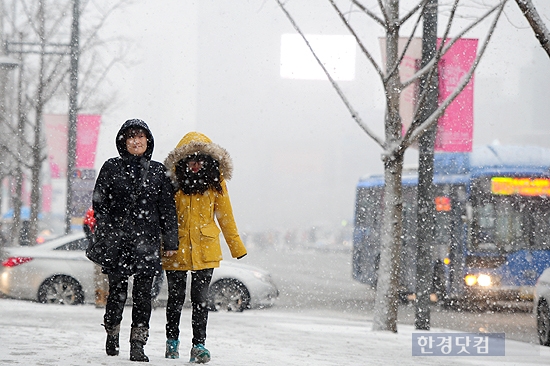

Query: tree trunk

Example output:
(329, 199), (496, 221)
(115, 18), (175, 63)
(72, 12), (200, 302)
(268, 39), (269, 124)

(372, 0), (403, 332)
(515, 0), (550, 58)
(11, 40), (25, 246)
(28, 2), (47, 246)
(415, 0), (438, 331)
(372, 153), (403, 332)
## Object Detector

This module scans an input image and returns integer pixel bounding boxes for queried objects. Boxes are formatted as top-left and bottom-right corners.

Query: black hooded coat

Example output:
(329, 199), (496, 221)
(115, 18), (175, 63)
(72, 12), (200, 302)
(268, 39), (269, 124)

(92, 119), (179, 276)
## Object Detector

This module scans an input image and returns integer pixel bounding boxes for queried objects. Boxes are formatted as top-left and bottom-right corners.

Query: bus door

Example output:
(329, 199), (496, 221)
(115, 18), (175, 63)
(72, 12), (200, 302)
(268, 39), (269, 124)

(499, 197), (550, 289)
(467, 177), (550, 301)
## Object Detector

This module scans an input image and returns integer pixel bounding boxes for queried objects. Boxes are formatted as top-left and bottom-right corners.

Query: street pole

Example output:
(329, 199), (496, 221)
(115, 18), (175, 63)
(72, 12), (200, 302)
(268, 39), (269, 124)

(415, 0), (438, 331)
(0, 2), (20, 245)
(65, 0), (80, 234)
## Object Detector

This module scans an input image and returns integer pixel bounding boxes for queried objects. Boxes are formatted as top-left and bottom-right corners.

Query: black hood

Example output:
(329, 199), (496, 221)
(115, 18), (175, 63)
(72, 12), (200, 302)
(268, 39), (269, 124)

(115, 119), (154, 160)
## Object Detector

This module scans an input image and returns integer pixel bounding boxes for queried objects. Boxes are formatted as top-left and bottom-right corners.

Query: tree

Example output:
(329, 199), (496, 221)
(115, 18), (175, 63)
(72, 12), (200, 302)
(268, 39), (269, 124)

(1, 0), (133, 245)
(276, 0), (506, 332)
(514, 0), (550, 58)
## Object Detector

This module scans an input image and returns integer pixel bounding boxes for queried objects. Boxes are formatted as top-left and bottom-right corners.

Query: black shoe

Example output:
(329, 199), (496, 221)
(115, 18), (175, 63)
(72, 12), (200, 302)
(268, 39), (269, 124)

(130, 341), (149, 362)
(104, 323), (120, 356)
(106, 334), (119, 356)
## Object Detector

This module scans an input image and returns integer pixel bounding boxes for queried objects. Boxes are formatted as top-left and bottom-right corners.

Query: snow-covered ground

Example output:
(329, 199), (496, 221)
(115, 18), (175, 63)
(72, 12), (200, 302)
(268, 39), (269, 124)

(0, 298), (548, 365)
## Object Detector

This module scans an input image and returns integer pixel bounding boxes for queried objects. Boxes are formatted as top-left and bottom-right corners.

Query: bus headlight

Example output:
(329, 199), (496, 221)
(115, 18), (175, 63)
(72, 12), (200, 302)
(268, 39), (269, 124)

(477, 274), (492, 287)
(464, 274), (477, 286)
(464, 273), (493, 287)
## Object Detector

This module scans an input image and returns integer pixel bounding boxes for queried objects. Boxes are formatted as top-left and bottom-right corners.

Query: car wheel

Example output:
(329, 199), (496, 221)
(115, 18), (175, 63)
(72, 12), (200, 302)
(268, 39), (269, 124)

(208, 279), (250, 312)
(537, 301), (550, 346)
(37, 276), (84, 305)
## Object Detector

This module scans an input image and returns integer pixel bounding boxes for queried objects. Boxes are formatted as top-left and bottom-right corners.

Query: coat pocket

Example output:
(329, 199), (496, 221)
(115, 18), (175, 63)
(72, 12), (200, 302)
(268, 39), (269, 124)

(199, 224), (222, 262)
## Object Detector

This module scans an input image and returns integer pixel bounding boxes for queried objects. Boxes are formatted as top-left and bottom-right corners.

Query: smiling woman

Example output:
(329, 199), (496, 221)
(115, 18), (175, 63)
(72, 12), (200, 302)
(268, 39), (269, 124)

(124, 128), (148, 156)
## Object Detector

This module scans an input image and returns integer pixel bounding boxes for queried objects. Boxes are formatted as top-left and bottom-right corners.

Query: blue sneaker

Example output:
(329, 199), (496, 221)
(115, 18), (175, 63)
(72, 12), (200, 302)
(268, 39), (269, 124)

(165, 339), (180, 359)
(189, 344), (210, 363)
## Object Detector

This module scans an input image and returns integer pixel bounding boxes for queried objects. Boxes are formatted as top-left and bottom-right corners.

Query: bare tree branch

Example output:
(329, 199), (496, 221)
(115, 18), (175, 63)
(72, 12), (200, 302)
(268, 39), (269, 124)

(398, 0), (507, 151)
(400, 0), (460, 141)
(399, 0), (430, 26)
(276, 0), (385, 147)
(79, 55), (120, 109)
(384, 4), (424, 86)
(515, 0), (550, 58)
(402, 0), (501, 87)
(330, 0), (385, 80)
(351, 0), (385, 26)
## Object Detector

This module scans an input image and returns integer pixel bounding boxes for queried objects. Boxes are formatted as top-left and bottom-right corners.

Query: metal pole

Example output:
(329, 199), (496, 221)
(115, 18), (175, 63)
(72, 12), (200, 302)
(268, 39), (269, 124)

(65, 0), (79, 234)
(0, 2), (20, 244)
(415, 0), (438, 331)
(0, 0), (21, 247)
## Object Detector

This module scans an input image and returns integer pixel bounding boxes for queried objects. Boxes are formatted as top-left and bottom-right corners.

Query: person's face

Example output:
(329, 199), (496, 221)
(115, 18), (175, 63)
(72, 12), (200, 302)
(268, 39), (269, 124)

(126, 131), (147, 156)
(187, 159), (204, 173)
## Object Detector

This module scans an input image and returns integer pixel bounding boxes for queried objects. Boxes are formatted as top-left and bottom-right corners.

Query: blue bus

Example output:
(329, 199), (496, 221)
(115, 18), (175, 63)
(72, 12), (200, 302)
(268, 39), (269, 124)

(352, 145), (550, 308)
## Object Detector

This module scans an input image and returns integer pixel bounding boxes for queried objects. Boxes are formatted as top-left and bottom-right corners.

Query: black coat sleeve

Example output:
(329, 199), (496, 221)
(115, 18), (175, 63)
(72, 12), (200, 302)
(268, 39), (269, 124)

(92, 160), (115, 241)
(157, 164), (179, 251)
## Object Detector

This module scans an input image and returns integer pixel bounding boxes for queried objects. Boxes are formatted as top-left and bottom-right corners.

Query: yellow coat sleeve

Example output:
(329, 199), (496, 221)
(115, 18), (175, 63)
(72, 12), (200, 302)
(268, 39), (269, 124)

(215, 180), (247, 259)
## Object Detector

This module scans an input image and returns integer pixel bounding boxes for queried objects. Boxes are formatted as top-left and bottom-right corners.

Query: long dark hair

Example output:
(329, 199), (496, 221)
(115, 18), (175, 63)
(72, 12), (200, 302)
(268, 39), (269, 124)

(175, 153), (223, 195)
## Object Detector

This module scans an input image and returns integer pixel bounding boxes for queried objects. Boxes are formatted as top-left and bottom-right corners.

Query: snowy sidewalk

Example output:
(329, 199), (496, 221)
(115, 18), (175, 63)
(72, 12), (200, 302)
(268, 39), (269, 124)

(0, 299), (548, 365)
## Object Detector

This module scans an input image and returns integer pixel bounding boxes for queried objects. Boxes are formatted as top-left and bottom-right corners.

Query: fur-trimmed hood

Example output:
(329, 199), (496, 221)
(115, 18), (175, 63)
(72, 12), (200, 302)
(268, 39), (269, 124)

(164, 132), (233, 186)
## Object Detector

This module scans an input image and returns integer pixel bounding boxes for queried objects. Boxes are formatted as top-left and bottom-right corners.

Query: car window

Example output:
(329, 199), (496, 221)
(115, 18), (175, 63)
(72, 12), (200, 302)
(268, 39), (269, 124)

(54, 238), (89, 251)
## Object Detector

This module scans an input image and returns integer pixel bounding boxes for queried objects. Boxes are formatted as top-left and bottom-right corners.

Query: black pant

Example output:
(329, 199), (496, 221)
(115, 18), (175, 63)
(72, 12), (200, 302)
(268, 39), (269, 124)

(104, 272), (154, 329)
(165, 269), (213, 345)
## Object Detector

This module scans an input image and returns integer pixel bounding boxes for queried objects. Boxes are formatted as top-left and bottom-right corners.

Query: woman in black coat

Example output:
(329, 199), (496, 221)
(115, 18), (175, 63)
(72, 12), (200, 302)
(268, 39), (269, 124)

(92, 119), (178, 362)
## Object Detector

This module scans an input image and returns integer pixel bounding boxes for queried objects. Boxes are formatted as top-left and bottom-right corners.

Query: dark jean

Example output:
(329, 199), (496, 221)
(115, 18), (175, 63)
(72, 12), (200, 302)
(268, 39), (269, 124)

(165, 269), (213, 345)
(104, 272), (154, 329)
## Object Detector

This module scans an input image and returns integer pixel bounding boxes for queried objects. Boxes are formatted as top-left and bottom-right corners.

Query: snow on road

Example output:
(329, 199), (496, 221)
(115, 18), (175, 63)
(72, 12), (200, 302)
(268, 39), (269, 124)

(0, 299), (548, 365)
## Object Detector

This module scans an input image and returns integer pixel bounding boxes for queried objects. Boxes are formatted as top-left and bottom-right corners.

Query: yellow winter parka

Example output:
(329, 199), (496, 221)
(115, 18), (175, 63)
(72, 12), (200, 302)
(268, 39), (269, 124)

(161, 132), (247, 271)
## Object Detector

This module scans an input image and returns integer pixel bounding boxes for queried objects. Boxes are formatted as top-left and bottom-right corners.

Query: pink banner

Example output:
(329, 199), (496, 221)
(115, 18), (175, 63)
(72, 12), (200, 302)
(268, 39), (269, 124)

(379, 38), (478, 152)
(435, 38), (478, 152)
(76, 115), (101, 168)
(379, 37), (423, 134)
(44, 114), (101, 176)
(44, 114), (68, 178)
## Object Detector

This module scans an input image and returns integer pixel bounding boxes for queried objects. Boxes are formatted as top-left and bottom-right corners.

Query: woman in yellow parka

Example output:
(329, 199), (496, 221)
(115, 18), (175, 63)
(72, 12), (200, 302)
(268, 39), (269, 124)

(162, 132), (247, 363)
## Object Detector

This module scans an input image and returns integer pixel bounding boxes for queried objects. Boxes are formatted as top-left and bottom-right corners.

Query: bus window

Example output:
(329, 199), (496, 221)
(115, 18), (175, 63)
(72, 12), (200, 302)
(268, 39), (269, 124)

(470, 194), (550, 253)
(494, 199), (527, 253)
(528, 200), (550, 250)
(354, 187), (381, 230)
(471, 202), (497, 251)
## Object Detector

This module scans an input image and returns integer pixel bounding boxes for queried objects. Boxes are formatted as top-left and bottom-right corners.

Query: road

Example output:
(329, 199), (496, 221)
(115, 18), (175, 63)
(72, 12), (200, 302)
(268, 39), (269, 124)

(240, 243), (539, 344)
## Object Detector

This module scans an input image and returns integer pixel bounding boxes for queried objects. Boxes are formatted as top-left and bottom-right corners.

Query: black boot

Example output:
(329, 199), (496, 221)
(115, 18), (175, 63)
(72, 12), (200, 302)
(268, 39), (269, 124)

(130, 327), (149, 362)
(104, 324), (120, 356)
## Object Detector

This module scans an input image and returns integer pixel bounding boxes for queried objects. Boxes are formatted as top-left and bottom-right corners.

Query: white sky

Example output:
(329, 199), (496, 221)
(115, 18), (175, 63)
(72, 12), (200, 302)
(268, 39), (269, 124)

(82, 0), (550, 233)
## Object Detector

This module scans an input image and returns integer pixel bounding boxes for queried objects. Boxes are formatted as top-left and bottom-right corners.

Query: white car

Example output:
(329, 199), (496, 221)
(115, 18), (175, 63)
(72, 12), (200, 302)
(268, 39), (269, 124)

(0, 232), (278, 311)
(534, 267), (550, 346)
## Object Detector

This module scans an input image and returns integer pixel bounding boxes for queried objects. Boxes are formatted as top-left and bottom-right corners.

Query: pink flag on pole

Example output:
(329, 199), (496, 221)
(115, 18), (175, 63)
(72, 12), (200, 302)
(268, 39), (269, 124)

(44, 114), (101, 175)
(44, 114), (69, 179)
(76, 115), (101, 169)
(435, 38), (478, 152)
(379, 37), (478, 153)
